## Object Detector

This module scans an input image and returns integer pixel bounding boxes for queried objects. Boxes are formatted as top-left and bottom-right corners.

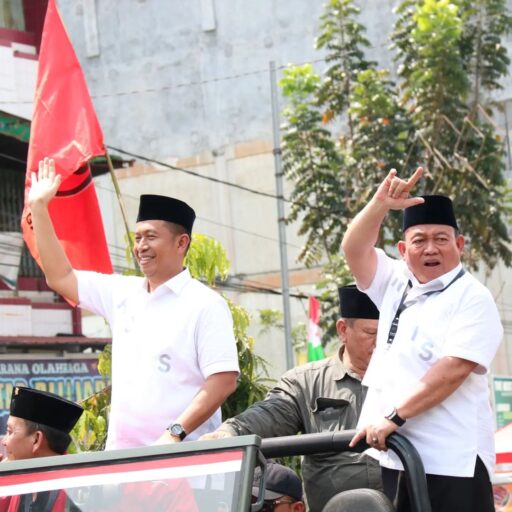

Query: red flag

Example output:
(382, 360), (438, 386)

(21, 0), (112, 274)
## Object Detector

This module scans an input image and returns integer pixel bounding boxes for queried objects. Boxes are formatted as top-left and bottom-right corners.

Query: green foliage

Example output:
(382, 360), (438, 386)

(186, 233), (230, 284)
(69, 387), (110, 453)
(222, 300), (272, 419)
(69, 346), (111, 453)
(279, 0), (512, 277)
(347, 68), (420, 244)
(258, 308), (284, 333)
(315, 0), (375, 131)
(71, 233), (271, 451)
(279, 65), (345, 266)
(392, 0), (512, 268)
(258, 308), (308, 352)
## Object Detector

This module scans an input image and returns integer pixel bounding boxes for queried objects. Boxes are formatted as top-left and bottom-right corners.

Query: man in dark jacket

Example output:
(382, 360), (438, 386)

(202, 285), (383, 512)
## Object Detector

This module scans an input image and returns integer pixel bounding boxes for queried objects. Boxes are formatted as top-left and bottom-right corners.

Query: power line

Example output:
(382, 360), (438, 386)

(94, 183), (304, 250)
(105, 145), (340, 217)
(106, 145), (289, 203)
(0, 58), (327, 105)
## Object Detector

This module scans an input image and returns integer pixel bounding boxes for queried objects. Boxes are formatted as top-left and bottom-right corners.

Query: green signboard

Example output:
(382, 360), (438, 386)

(492, 375), (512, 430)
(0, 112), (30, 142)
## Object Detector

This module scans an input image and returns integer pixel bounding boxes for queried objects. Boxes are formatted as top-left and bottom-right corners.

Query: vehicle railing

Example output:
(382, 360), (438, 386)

(260, 430), (432, 512)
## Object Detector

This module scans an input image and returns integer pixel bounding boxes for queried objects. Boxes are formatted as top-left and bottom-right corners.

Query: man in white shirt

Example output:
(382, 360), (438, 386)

(27, 157), (239, 449)
(343, 167), (502, 512)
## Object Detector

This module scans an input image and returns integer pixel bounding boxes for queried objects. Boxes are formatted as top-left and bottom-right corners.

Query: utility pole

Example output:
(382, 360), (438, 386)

(269, 61), (294, 370)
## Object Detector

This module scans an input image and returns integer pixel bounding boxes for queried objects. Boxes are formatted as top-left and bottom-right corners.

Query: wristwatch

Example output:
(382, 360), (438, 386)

(385, 407), (406, 427)
(167, 423), (187, 440)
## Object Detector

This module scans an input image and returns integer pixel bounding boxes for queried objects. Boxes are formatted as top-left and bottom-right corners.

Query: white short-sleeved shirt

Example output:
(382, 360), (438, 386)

(358, 249), (503, 477)
(76, 268), (239, 449)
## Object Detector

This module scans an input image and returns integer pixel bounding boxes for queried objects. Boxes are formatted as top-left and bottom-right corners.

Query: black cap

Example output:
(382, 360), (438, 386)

(338, 285), (379, 319)
(403, 195), (458, 232)
(10, 387), (83, 434)
(137, 194), (196, 234)
(252, 461), (303, 501)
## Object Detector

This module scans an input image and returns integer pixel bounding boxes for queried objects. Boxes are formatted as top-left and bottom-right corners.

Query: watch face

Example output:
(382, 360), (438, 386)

(170, 424), (184, 436)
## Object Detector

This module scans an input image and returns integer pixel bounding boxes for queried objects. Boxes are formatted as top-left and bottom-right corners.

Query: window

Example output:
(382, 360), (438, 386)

(0, 0), (25, 31)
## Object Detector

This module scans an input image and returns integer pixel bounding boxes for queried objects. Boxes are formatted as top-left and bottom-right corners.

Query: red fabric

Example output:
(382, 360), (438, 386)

(308, 296), (320, 324)
(2, 491), (68, 511)
(21, 0), (112, 275)
(496, 422), (512, 464)
(98, 480), (199, 512)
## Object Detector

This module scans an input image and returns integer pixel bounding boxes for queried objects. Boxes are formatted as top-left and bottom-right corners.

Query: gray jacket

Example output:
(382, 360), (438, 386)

(220, 348), (382, 512)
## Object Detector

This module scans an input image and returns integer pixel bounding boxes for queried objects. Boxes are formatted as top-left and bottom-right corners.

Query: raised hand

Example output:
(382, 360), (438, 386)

(374, 167), (425, 210)
(27, 158), (62, 208)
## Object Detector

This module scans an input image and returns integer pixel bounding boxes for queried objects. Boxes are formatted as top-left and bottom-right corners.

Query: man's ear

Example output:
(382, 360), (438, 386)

(293, 501), (306, 512)
(178, 233), (191, 251)
(336, 319), (347, 342)
(456, 234), (465, 254)
(397, 240), (406, 258)
(32, 431), (44, 454)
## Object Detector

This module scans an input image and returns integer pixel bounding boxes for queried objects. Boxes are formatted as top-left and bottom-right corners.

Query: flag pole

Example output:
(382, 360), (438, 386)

(104, 148), (134, 257)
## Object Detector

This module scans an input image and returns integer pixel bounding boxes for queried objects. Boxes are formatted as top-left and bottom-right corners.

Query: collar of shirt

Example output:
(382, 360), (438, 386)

(142, 267), (192, 295)
(333, 346), (361, 382)
(404, 263), (463, 303)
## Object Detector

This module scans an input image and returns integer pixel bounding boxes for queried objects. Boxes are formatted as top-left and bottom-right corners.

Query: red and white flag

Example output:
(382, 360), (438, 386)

(21, 0), (112, 275)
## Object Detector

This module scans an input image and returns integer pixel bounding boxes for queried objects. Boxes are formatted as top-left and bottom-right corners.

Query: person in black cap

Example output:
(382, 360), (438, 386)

(201, 285), (383, 512)
(26, 158), (239, 450)
(252, 461), (305, 511)
(343, 167), (502, 512)
(0, 387), (83, 511)
(2, 386), (83, 461)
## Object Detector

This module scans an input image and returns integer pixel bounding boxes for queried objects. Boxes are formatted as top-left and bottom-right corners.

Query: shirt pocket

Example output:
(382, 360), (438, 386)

(312, 397), (355, 431)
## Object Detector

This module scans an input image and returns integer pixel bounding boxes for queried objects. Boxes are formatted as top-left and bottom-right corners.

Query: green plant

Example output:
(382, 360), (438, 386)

(279, 0), (512, 287)
(69, 346), (111, 452)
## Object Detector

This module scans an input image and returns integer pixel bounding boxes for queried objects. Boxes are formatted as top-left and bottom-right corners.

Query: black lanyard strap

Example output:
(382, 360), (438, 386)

(386, 268), (466, 347)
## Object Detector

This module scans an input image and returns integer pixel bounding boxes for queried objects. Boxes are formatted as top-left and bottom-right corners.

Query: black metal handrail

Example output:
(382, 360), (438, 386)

(261, 430), (432, 512)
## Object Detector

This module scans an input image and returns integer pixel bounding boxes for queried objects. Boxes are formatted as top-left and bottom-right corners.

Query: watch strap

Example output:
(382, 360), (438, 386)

(385, 408), (406, 427)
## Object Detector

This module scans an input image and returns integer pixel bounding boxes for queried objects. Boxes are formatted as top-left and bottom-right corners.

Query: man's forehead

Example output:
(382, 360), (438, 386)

(350, 318), (378, 329)
(405, 224), (455, 237)
(134, 220), (168, 233)
(6, 415), (25, 428)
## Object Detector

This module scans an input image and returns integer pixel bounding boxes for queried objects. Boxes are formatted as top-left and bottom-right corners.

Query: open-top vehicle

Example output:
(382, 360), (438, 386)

(0, 431), (430, 511)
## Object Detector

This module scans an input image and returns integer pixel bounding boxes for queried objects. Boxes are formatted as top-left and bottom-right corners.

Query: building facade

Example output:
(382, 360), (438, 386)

(0, 0), (511, 378)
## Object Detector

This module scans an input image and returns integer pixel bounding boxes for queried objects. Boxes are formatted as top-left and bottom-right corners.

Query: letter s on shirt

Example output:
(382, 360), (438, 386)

(158, 354), (172, 373)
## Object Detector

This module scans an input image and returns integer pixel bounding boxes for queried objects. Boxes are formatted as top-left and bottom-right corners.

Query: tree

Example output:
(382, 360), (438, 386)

(70, 233), (271, 451)
(279, 0), (512, 340)
(393, 0), (512, 268)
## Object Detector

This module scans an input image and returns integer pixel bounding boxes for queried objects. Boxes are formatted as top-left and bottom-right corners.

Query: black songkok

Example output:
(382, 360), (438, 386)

(338, 285), (379, 319)
(403, 195), (458, 232)
(9, 386), (83, 434)
(137, 194), (196, 234)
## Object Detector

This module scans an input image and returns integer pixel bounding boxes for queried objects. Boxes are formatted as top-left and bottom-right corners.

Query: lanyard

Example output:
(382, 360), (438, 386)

(386, 268), (466, 347)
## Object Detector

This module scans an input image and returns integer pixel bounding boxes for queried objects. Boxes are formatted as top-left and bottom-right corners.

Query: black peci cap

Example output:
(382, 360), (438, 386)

(252, 461), (303, 501)
(338, 285), (379, 319)
(137, 194), (196, 234)
(10, 387), (83, 434)
(403, 195), (458, 232)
